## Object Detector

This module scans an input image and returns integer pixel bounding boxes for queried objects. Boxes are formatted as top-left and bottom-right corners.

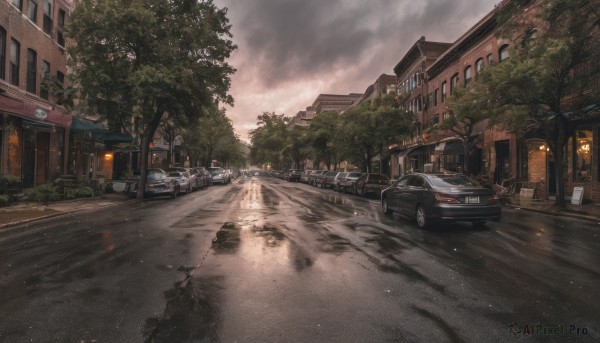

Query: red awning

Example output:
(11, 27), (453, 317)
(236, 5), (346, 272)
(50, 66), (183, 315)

(0, 94), (72, 128)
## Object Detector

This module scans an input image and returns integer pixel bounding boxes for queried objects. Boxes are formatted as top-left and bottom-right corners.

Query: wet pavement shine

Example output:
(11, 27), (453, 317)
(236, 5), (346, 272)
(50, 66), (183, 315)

(0, 176), (599, 342)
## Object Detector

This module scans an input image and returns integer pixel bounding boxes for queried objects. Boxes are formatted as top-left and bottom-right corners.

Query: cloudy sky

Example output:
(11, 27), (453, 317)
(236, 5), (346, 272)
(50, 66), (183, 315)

(214, 0), (499, 142)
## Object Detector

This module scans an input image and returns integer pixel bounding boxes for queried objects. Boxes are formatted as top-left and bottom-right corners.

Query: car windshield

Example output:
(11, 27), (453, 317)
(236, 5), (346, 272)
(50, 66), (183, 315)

(348, 173), (361, 177)
(147, 171), (164, 180)
(427, 174), (481, 187)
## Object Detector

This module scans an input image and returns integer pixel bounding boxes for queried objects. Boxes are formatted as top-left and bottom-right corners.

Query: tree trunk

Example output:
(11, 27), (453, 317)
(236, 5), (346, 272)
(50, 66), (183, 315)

(554, 120), (569, 209)
(136, 111), (163, 200)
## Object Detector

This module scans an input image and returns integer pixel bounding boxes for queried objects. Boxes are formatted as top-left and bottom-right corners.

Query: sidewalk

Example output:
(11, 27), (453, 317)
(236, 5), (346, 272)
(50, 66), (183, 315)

(506, 197), (600, 222)
(0, 192), (132, 229)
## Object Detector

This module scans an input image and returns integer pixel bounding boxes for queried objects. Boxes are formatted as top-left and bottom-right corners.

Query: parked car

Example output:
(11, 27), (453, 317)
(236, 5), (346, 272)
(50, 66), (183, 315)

(190, 167), (211, 189)
(209, 167), (231, 184)
(308, 170), (328, 186)
(300, 170), (316, 183)
(286, 169), (303, 182)
(332, 172), (348, 192)
(126, 168), (179, 199)
(353, 173), (390, 197)
(319, 171), (339, 189)
(165, 170), (192, 194)
(381, 173), (502, 228)
(337, 172), (362, 193)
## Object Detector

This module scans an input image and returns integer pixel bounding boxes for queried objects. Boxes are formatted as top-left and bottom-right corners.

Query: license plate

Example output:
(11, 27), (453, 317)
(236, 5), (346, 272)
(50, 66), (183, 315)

(467, 196), (480, 204)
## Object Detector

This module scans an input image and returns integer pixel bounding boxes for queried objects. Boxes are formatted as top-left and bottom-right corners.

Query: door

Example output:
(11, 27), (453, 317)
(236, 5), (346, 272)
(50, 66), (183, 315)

(22, 130), (36, 188)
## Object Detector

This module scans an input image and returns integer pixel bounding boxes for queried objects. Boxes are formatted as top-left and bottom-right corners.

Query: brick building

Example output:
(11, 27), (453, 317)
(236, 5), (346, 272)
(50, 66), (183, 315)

(0, 0), (74, 188)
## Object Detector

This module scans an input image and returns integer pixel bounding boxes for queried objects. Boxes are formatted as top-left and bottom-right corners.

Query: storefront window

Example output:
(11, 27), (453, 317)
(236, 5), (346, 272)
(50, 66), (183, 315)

(575, 130), (592, 181)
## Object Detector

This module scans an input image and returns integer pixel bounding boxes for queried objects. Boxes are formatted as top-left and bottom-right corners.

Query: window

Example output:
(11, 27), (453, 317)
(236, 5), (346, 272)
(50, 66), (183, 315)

(575, 130), (592, 181)
(450, 74), (459, 95)
(0, 27), (5, 80)
(56, 70), (64, 104)
(10, 39), (20, 86)
(499, 45), (510, 62)
(464, 66), (472, 86)
(475, 58), (484, 73)
(41, 60), (50, 99)
(433, 88), (438, 106)
(433, 113), (440, 125)
(43, 0), (53, 35)
(57, 9), (66, 46)
(487, 53), (494, 65)
(441, 82), (447, 102)
(27, 49), (37, 93)
(28, 0), (38, 23)
(12, 0), (23, 11)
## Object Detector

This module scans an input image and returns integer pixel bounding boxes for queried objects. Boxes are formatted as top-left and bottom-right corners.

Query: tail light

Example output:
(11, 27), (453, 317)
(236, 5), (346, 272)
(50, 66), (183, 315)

(434, 193), (460, 204)
(488, 194), (501, 203)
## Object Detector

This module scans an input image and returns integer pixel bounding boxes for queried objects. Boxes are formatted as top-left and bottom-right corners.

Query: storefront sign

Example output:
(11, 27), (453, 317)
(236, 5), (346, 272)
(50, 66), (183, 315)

(34, 108), (48, 120)
(571, 187), (584, 205)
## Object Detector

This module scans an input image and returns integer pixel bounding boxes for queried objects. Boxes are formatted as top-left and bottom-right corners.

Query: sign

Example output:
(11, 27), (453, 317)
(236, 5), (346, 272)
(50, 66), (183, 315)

(34, 108), (48, 120)
(571, 187), (584, 205)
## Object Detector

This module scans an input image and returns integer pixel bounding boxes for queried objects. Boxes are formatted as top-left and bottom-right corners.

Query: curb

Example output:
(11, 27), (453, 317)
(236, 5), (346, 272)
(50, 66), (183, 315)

(505, 204), (599, 222)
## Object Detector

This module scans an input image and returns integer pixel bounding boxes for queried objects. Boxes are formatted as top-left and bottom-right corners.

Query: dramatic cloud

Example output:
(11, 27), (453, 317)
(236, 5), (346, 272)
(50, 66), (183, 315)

(214, 0), (499, 142)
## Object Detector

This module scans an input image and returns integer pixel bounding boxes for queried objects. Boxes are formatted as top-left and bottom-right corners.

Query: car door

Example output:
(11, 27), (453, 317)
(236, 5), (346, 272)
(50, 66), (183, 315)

(387, 175), (412, 214)
(404, 175), (427, 215)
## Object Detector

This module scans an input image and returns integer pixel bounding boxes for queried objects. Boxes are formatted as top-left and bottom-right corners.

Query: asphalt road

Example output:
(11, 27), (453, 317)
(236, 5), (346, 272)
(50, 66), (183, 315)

(0, 176), (598, 342)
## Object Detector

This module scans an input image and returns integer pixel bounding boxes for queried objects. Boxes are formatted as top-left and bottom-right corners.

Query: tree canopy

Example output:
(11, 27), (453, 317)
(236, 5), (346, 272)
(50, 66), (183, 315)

(67, 0), (236, 198)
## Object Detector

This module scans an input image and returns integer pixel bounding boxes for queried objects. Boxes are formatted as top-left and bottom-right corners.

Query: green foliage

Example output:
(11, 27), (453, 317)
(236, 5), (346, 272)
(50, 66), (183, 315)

(338, 94), (414, 172)
(0, 195), (11, 207)
(0, 174), (22, 194)
(28, 183), (61, 203)
(66, 186), (95, 200)
(104, 182), (114, 194)
(249, 113), (290, 169)
(67, 0), (236, 199)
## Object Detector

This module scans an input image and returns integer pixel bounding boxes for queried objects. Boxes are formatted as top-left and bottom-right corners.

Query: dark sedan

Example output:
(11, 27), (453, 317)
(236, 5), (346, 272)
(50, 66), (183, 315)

(381, 173), (502, 228)
(353, 173), (390, 197)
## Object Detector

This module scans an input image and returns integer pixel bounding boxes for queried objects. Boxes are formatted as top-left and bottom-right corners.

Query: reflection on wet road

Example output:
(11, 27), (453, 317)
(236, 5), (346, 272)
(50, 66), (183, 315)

(1, 176), (598, 342)
(146, 177), (600, 342)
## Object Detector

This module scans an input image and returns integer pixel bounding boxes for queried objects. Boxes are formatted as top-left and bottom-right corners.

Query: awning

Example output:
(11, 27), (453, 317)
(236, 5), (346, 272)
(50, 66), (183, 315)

(22, 118), (55, 132)
(71, 117), (105, 132)
(435, 140), (464, 154)
(91, 131), (134, 143)
(397, 145), (424, 157)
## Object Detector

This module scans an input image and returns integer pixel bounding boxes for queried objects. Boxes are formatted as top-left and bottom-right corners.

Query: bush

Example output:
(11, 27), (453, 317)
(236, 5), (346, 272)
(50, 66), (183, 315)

(0, 195), (11, 207)
(29, 183), (61, 203)
(0, 174), (22, 194)
(66, 186), (95, 199)
(104, 182), (114, 193)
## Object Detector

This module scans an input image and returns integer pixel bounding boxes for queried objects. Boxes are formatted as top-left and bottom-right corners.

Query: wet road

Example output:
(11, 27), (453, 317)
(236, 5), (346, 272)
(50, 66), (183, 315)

(0, 176), (598, 342)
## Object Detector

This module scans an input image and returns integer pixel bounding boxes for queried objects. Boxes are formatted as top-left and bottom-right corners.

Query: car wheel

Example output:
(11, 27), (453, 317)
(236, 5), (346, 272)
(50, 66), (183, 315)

(416, 205), (428, 229)
(382, 197), (392, 215)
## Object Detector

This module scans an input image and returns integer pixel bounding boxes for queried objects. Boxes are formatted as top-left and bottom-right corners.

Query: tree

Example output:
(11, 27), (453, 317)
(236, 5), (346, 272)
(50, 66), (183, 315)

(67, 0), (236, 199)
(182, 107), (237, 168)
(441, 85), (493, 175)
(470, 0), (600, 207)
(338, 94), (414, 172)
(249, 113), (290, 169)
(308, 111), (341, 170)
(282, 125), (311, 169)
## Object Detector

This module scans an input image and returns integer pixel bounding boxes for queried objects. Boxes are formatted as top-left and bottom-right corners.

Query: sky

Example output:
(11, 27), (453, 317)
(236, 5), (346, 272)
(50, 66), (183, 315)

(214, 0), (500, 143)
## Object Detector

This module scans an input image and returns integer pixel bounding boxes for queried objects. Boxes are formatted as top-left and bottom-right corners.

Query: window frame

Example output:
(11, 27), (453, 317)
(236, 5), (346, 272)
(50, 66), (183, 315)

(0, 27), (6, 80)
(10, 39), (20, 86)
(441, 82), (447, 102)
(475, 58), (484, 73)
(41, 60), (50, 99)
(27, 0), (38, 24)
(26, 48), (37, 94)
(42, 0), (53, 35)
(464, 66), (472, 86)
(450, 73), (459, 95)
(499, 44), (510, 62)
(12, 0), (23, 11)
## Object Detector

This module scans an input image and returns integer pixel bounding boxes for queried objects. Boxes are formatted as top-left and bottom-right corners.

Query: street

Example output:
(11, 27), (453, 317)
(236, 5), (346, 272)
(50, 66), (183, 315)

(0, 176), (598, 342)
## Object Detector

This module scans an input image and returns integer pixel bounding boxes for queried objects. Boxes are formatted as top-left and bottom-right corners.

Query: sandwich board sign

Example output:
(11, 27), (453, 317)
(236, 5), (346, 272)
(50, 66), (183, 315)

(571, 187), (584, 205)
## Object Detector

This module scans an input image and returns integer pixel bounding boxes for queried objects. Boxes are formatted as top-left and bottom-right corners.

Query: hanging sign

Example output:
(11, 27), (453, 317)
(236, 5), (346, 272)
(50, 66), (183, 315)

(34, 108), (48, 120)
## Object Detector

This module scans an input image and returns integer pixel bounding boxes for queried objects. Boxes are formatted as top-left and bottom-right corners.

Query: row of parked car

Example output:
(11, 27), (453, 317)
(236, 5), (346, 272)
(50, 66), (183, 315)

(278, 169), (392, 197)
(126, 166), (233, 199)
(275, 169), (503, 228)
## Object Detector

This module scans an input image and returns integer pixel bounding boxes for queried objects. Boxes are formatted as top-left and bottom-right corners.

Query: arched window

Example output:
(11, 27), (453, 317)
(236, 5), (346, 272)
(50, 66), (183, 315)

(464, 66), (472, 86)
(450, 73), (459, 95)
(499, 44), (510, 62)
(475, 58), (484, 73)
(487, 53), (494, 65)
